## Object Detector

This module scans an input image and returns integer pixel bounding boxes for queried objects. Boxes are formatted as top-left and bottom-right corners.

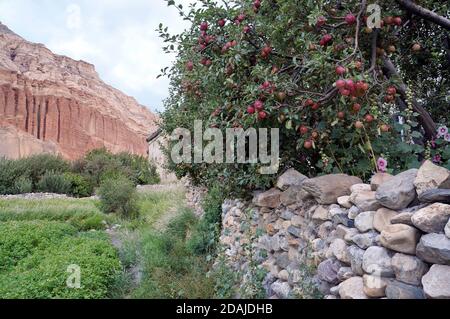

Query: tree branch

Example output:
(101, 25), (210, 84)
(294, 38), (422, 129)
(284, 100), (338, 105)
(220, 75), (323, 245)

(382, 56), (437, 140)
(396, 0), (450, 30)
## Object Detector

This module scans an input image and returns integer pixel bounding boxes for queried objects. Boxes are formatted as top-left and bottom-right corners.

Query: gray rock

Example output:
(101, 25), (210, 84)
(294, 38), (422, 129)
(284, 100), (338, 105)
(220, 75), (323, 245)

(302, 174), (362, 205)
(419, 189), (450, 204)
(318, 221), (334, 239)
(411, 203), (450, 233)
(276, 252), (290, 269)
(335, 224), (358, 242)
(332, 213), (354, 228)
(351, 183), (372, 193)
(280, 186), (302, 206)
(385, 281), (425, 299)
(390, 212), (414, 226)
(287, 225), (301, 238)
(253, 188), (282, 208)
(348, 245), (365, 276)
(416, 233), (450, 265)
(373, 208), (398, 232)
(414, 160), (450, 197)
(371, 173), (394, 191)
(339, 277), (368, 299)
(280, 210), (294, 220)
(350, 190), (382, 212)
(330, 238), (350, 264)
(352, 231), (378, 249)
(337, 267), (355, 281)
(375, 169), (418, 210)
(422, 264), (450, 299)
(276, 168), (308, 191)
(379, 224), (421, 255)
(391, 253), (429, 286)
(271, 280), (291, 299)
(317, 258), (343, 285)
(330, 285), (340, 296)
(363, 246), (394, 277)
(355, 211), (376, 232)
(347, 206), (361, 219)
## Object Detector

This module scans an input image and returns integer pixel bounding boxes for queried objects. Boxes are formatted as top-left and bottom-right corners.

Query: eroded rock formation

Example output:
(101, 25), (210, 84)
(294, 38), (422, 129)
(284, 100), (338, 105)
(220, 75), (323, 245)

(0, 22), (158, 159)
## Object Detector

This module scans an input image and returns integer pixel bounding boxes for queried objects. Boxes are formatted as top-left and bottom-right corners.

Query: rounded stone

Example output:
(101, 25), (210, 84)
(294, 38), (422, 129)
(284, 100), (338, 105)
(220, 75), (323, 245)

(391, 253), (429, 286)
(355, 211), (376, 232)
(379, 224), (421, 255)
(422, 264), (450, 299)
(416, 233), (450, 265)
(363, 274), (390, 298)
(373, 208), (398, 233)
(339, 276), (368, 299)
(362, 246), (394, 277)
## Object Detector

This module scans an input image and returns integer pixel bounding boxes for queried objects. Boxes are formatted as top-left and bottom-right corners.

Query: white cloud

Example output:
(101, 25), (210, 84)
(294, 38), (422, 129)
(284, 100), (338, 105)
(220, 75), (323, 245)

(66, 4), (82, 30)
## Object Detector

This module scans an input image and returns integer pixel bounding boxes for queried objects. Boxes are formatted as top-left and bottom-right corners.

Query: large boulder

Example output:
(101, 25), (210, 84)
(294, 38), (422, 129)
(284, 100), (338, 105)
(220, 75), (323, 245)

(373, 208), (398, 232)
(411, 203), (450, 233)
(414, 160), (450, 197)
(419, 189), (450, 204)
(391, 253), (429, 286)
(362, 246), (394, 277)
(253, 188), (282, 208)
(276, 168), (308, 191)
(385, 281), (425, 299)
(355, 211), (376, 232)
(339, 277), (368, 299)
(379, 224), (421, 255)
(301, 174), (362, 204)
(350, 190), (382, 212)
(375, 169), (418, 210)
(422, 264), (450, 299)
(370, 173), (394, 191)
(416, 233), (450, 265)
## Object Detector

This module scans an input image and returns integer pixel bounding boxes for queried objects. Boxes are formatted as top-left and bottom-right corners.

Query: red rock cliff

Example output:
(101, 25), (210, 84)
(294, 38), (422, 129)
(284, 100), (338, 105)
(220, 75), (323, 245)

(0, 22), (158, 160)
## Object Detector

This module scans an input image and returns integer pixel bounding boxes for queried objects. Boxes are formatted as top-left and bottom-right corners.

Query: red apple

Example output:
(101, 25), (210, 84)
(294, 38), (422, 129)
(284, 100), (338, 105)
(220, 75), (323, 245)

(218, 19), (226, 27)
(258, 111), (267, 120)
(247, 106), (255, 114)
(337, 111), (345, 119)
(200, 22), (208, 31)
(316, 16), (327, 27)
(345, 14), (356, 25)
(254, 100), (264, 111)
(299, 125), (309, 135)
(304, 140), (313, 149)
(352, 103), (361, 112)
(311, 103), (320, 110)
(336, 65), (346, 75)
(355, 121), (364, 129)
(305, 99), (314, 106)
(336, 79), (346, 89)
(394, 17), (402, 26)
(387, 86), (397, 95)
(365, 114), (374, 123)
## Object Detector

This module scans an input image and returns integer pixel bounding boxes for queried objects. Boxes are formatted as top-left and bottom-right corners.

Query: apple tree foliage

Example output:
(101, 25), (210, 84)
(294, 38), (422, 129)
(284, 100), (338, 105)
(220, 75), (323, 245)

(159, 0), (450, 193)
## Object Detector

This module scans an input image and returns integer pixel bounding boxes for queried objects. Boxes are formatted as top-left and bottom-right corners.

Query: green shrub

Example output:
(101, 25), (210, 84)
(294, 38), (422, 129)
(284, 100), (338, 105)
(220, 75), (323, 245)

(0, 236), (121, 299)
(188, 185), (226, 255)
(36, 171), (71, 194)
(12, 177), (33, 194)
(0, 198), (108, 231)
(0, 221), (76, 271)
(98, 176), (139, 218)
(63, 172), (93, 197)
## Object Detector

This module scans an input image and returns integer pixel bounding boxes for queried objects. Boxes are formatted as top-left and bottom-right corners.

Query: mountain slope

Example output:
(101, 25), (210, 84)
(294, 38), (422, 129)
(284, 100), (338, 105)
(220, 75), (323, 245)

(0, 22), (158, 159)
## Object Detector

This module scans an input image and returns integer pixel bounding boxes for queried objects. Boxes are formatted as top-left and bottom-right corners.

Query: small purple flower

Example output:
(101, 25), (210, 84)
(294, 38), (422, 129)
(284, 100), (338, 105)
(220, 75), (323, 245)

(437, 126), (448, 137)
(431, 138), (436, 148)
(445, 133), (450, 142)
(377, 157), (388, 172)
(432, 154), (442, 164)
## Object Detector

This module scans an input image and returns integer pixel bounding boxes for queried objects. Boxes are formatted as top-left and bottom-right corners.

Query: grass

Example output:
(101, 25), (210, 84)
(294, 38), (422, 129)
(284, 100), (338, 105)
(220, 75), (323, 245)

(0, 198), (108, 230)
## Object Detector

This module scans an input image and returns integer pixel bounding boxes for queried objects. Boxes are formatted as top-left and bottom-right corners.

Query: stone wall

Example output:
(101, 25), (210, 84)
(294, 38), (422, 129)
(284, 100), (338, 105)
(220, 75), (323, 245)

(215, 161), (450, 299)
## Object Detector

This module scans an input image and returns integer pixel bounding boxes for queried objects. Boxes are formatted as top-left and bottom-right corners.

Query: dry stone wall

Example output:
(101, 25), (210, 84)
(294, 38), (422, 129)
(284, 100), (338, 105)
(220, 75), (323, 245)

(216, 161), (450, 299)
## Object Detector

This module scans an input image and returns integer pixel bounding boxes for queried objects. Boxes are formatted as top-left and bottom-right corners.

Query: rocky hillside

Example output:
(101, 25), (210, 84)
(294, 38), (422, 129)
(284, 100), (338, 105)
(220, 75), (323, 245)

(0, 22), (158, 160)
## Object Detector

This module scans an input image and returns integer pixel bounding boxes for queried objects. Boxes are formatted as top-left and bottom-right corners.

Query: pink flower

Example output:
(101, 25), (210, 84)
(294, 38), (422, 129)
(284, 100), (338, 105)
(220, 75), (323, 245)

(432, 154), (442, 164)
(377, 157), (388, 172)
(437, 126), (448, 137)
(445, 133), (450, 142)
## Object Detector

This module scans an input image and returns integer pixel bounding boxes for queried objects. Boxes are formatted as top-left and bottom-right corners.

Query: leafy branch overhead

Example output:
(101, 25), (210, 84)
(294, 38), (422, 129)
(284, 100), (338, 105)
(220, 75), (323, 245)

(159, 0), (450, 193)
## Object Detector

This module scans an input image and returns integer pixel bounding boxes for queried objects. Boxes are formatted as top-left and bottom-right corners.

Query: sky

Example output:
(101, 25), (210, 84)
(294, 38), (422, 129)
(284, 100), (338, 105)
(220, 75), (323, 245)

(0, 0), (195, 112)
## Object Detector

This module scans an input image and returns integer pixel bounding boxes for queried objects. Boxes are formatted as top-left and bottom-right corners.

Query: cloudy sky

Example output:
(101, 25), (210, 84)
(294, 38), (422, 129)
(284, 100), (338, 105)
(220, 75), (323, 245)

(0, 0), (195, 112)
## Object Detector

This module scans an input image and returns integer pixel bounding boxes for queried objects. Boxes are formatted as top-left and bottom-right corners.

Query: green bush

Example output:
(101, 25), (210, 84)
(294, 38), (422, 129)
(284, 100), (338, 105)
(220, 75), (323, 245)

(0, 221), (76, 271)
(98, 176), (139, 218)
(0, 236), (121, 299)
(36, 171), (71, 194)
(63, 172), (94, 197)
(188, 185), (226, 255)
(12, 177), (33, 194)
